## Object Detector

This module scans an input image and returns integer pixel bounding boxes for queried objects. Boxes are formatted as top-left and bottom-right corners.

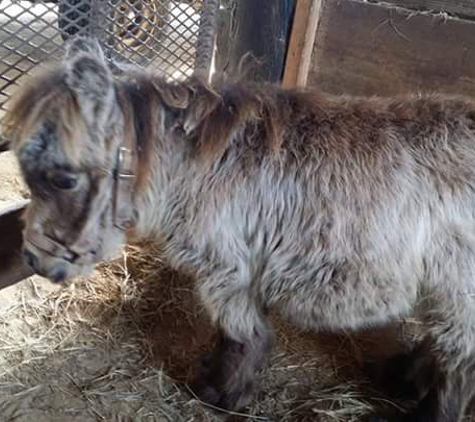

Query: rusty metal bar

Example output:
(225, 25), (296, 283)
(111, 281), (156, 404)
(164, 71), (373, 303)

(194, 0), (219, 79)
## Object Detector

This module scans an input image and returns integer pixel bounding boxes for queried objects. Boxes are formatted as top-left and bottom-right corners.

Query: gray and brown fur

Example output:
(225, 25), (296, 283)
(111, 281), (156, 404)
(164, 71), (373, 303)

(5, 37), (475, 421)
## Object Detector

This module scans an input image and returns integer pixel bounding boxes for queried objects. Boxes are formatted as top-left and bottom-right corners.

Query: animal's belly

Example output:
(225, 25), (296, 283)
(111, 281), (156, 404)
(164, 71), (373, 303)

(265, 264), (419, 333)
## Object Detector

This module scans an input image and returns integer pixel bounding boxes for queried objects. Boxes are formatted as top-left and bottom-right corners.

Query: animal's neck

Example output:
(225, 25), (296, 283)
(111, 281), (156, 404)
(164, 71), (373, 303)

(115, 78), (159, 192)
(116, 77), (189, 241)
(119, 74), (286, 240)
(130, 131), (190, 242)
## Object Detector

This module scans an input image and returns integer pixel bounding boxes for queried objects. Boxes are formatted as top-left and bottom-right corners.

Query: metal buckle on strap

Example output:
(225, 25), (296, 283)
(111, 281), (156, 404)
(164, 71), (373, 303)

(117, 146), (136, 180)
(113, 145), (137, 230)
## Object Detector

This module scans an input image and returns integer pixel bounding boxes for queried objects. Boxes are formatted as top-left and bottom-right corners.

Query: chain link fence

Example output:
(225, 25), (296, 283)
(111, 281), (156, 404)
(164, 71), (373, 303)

(0, 0), (218, 140)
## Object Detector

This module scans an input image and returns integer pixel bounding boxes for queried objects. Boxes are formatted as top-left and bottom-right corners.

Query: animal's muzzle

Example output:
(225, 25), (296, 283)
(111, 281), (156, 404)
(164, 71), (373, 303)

(22, 247), (68, 283)
(26, 230), (83, 263)
(24, 229), (97, 268)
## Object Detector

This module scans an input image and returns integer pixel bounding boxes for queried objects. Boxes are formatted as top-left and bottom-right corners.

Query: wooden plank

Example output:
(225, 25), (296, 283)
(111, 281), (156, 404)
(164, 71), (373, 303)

(282, 0), (313, 87)
(194, 0), (220, 80)
(214, 0), (296, 83)
(213, 0), (232, 81)
(282, 0), (324, 87)
(308, 0), (475, 97)
(0, 200), (33, 290)
(380, 0), (475, 19)
(0, 141), (10, 152)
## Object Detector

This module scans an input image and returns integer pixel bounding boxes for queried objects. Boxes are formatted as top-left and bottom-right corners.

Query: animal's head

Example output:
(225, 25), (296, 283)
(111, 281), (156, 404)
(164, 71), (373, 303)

(4, 37), (141, 282)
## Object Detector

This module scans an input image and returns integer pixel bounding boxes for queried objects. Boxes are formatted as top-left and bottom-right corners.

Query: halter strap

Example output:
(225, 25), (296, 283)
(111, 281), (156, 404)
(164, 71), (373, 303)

(27, 230), (86, 264)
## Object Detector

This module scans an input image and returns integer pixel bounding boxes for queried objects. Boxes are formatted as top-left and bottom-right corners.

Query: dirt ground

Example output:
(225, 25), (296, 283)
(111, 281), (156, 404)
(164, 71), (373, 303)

(0, 151), (431, 422)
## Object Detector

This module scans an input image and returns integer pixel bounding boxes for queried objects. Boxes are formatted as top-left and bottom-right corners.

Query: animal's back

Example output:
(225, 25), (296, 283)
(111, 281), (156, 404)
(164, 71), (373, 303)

(195, 86), (475, 332)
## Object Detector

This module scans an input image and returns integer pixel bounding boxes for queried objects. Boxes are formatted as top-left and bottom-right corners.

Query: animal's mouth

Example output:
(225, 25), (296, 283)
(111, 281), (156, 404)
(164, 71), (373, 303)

(22, 243), (71, 283)
(22, 242), (101, 283)
(25, 230), (98, 266)
(21, 224), (106, 284)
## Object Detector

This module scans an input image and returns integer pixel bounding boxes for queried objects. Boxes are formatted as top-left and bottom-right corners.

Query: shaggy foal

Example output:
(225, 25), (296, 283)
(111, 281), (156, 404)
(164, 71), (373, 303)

(5, 38), (475, 421)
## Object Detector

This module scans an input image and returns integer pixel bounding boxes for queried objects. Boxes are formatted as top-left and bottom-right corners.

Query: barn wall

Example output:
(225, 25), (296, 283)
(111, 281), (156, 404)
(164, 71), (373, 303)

(214, 0), (296, 83)
(306, 0), (475, 96)
(381, 0), (475, 18)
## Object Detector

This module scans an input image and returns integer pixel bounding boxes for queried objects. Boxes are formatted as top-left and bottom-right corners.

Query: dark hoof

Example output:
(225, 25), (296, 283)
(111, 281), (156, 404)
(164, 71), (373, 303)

(190, 370), (254, 411)
(191, 380), (222, 407)
(367, 415), (406, 422)
(363, 355), (420, 400)
(190, 355), (254, 412)
(199, 353), (214, 369)
(190, 335), (259, 412)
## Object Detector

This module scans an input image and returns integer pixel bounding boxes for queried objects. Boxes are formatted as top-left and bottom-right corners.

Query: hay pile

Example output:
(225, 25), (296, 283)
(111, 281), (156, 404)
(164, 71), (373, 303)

(0, 152), (419, 421)
(0, 243), (419, 422)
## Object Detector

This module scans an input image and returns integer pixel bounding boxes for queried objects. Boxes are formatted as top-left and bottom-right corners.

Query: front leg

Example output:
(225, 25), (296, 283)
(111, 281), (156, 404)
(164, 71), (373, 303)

(190, 273), (274, 411)
(191, 325), (272, 411)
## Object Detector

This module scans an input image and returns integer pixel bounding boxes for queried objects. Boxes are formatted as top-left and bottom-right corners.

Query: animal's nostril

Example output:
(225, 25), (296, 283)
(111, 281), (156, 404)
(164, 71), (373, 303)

(50, 265), (67, 284)
(23, 249), (38, 271)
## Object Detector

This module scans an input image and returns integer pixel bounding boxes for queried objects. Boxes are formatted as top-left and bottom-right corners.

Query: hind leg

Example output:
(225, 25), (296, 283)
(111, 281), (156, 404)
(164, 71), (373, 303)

(367, 336), (473, 422)
(369, 238), (475, 422)
(367, 328), (475, 422)
(405, 244), (475, 421)
(366, 336), (436, 401)
(404, 362), (475, 422)
(402, 340), (475, 422)
(190, 268), (273, 411)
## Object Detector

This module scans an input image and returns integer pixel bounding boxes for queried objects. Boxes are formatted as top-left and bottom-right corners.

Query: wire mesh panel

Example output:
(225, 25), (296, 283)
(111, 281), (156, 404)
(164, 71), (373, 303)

(0, 0), (215, 140)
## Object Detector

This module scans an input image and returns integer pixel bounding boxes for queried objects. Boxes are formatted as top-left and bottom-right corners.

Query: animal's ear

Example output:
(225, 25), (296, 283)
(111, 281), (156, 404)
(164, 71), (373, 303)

(64, 37), (113, 128)
(160, 78), (220, 134)
(182, 84), (220, 134)
(160, 83), (190, 110)
(158, 79), (220, 134)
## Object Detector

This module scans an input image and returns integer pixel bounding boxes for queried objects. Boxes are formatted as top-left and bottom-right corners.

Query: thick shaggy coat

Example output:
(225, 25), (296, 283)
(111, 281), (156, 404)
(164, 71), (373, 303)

(5, 38), (475, 421)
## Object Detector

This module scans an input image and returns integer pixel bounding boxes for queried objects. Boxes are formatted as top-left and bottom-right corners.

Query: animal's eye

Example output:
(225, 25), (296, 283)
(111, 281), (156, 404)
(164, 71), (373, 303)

(49, 172), (78, 190)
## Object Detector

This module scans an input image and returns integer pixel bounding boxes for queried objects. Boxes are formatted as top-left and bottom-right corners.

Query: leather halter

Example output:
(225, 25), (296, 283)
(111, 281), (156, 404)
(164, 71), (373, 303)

(25, 137), (138, 266)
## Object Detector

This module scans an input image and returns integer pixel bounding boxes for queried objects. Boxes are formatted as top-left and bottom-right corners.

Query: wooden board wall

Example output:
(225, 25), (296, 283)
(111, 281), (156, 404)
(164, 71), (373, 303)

(214, 0), (295, 83)
(0, 200), (33, 290)
(382, 0), (475, 18)
(306, 0), (475, 97)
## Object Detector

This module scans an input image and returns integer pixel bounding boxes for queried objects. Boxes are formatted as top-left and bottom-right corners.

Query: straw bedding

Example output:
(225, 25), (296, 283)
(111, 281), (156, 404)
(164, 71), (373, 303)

(0, 152), (421, 421)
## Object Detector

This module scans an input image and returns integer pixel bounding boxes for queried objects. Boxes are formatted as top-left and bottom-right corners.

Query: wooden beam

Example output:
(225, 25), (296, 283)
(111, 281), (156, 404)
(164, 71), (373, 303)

(308, 0), (475, 97)
(380, 0), (475, 19)
(0, 141), (10, 152)
(214, 0), (296, 83)
(282, 0), (324, 87)
(0, 200), (33, 291)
